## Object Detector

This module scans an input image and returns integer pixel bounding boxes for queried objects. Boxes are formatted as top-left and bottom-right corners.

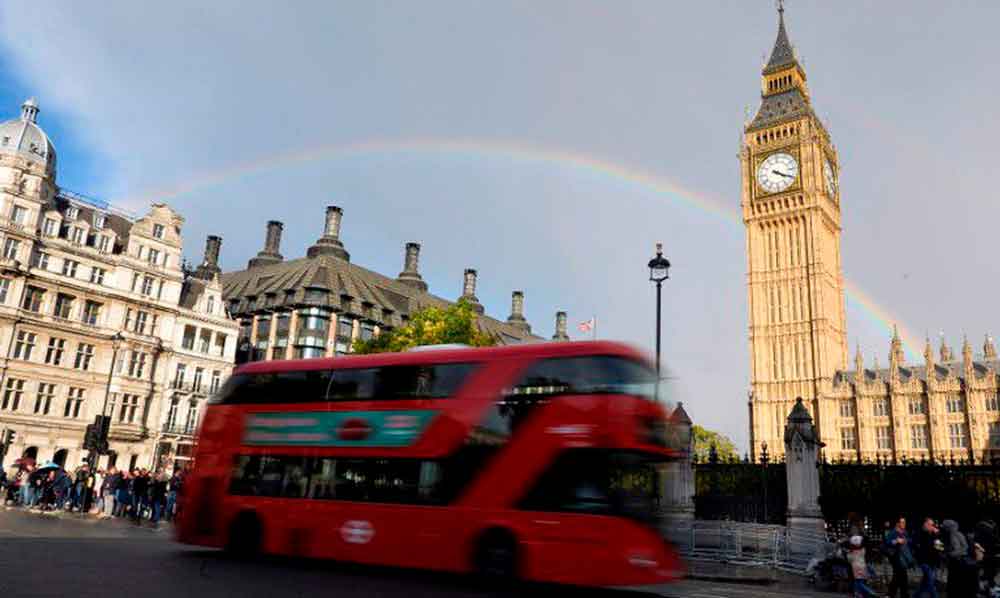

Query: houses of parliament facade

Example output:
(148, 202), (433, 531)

(744, 7), (1000, 462)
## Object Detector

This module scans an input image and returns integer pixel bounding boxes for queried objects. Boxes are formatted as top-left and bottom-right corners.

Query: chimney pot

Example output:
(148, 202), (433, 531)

(460, 268), (483, 313)
(507, 290), (530, 334)
(553, 311), (569, 341)
(307, 206), (350, 260)
(396, 241), (427, 291)
(247, 221), (284, 268)
(195, 235), (223, 279)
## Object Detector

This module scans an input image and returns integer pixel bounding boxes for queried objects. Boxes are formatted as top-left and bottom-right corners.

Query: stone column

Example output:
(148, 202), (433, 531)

(784, 397), (825, 534)
(660, 403), (695, 539)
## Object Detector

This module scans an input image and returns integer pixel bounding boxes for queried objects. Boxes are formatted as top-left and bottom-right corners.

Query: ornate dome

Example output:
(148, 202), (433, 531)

(0, 98), (56, 175)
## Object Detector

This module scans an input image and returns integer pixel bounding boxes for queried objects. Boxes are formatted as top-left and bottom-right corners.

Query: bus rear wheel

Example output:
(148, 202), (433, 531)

(474, 528), (519, 582)
(225, 511), (262, 559)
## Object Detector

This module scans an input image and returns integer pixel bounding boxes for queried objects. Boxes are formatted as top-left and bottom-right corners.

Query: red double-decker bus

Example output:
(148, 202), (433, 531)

(176, 341), (684, 587)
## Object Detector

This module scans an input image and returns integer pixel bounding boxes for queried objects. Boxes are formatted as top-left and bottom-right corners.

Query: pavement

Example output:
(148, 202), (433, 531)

(0, 508), (830, 598)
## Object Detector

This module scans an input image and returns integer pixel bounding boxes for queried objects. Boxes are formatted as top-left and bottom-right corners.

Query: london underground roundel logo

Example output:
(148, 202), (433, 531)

(336, 417), (373, 441)
(340, 520), (375, 544)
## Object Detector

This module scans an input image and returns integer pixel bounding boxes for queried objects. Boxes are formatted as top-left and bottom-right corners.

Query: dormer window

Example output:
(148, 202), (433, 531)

(65, 206), (79, 221)
(2, 136), (8, 146)
(97, 235), (110, 253)
(69, 227), (84, 244)
(93, 213), (106, 229)
(153, 223), (165, 239)
(42, 218), (57, 237)
(206, 296), (215, 315)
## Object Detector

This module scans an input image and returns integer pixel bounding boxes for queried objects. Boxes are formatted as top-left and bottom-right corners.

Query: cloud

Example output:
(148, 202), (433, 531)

(3, 1), (999, 450)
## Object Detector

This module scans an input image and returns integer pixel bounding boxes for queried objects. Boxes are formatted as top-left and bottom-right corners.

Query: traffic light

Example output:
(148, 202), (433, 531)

(83, 423), (97, 451)
(96, 415), (111, 454)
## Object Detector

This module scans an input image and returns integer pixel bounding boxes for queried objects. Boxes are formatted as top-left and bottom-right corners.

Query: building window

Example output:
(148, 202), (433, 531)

(133, 310), (149, 335)
(360, 322), (375, 342)
(839, 400), (855, 418)
(64, 387), (85, 418)
(198, 329), (212, 354)
(213, 333), (227, 357)
(148, 248), (160, 265)
(873, 398), (889, 417)
(876, 426), (893, 450)
(13, 330), (36, 360)
(206, 295), (215, 315)
(0, 278), (9, 304)
(166, 398), (179, 428)
(911, 424), (929, 449)
(947, 396), (966, 413)
(22, 286), (44, 312)
(3, 238), (20, 260)
(140, 276), (154, 296)
(97, 235), (110, 253)
(193, 367), (204, 393)
(69, 227), (84, 244)
(210, 370), (221, 394)
(948, 423), (969, 449)
(987, 395), (999, 412)
(65, 206), (79, 220)
(45, 337), (66, 366)
(2, 378), (25, 410)
(182, 325), (197, 350)
(128, 352), (148, 379)
(74, 344), (95, 371)
(89, 267), (106, 285)
(31, 251), (49, 270)
(908, 398), (927, 415)
(81, 300), (101, 326)
(840, 427), (857, 451)
(185, 400), (199, 432)
(10, 205), (27, 225)
(153, 223), (165, 239)
(990, 422), (1000, 448)
(34, 383), (55, 415)
(255, 316), (271, 356)
(337, 316), (354, 340)
(119, 394), (139, 424)
(173, 363), (187, 389)
(53, 293), (74, 319)
(93, 213), (106, 229)
(42, 218), (57, 236)
(61, 259), (79, 278)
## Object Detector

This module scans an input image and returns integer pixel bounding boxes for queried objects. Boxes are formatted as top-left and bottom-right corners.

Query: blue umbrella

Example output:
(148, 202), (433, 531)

(37, 462), (60, 470)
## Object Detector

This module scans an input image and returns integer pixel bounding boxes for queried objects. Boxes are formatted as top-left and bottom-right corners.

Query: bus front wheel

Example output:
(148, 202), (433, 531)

(225, 511), (262, 559)
(473, 528), (519, 582)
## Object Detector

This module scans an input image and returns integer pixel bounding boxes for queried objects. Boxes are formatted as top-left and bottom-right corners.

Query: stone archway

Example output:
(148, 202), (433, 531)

(21, 446), (38, 461)
(53, 449), (68, 468)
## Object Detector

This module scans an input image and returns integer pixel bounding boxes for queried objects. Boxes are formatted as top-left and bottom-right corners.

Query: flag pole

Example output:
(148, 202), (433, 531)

(593, 316), (597, 340)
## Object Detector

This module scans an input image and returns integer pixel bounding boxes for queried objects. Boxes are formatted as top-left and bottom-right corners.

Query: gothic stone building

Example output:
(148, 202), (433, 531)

(0, 98), (237, 473)
(743, 10), (1000, 462)
(223, 206), (570, 363)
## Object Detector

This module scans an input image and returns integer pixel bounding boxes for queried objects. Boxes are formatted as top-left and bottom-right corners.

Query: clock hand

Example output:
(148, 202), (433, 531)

(771, 169), (793, 179)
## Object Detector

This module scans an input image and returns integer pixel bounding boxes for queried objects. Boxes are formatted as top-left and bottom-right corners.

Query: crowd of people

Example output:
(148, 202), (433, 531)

(842, 513), (999, 598)
(0, 459), (185, 526)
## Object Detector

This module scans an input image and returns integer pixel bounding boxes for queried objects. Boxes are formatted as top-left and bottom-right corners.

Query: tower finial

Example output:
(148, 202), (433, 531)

(778, 0), (785, 18)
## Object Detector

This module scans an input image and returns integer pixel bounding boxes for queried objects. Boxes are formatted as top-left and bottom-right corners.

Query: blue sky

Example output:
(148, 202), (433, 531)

(2, 1), (999, 450)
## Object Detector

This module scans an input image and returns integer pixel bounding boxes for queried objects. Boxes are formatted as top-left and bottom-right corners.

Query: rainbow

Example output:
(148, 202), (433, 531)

(113, 137), (921, 358)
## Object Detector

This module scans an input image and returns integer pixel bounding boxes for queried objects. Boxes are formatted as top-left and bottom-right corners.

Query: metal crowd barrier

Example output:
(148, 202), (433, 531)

(663, 519), (829, 574)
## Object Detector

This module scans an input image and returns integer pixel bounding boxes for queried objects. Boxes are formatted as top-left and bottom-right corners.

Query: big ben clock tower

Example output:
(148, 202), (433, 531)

(743, 4), (848, 459)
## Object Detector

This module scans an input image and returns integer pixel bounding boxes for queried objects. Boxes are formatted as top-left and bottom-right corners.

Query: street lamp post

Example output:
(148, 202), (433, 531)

(648, 243), (671, 399)
(101, 332), (126, 418)
(81, 331), (123, 514)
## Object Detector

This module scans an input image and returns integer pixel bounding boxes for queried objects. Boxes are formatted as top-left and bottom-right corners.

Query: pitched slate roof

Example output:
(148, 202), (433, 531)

(747, 88), (815, 132)
(763, 9), (798, 75)
(221, 253), (539, 343)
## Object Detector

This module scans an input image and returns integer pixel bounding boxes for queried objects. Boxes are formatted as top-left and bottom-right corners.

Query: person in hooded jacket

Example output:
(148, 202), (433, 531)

(941, 519), (972, 597)
(884, 516), (915, 598)
(913, 517), (942, 598)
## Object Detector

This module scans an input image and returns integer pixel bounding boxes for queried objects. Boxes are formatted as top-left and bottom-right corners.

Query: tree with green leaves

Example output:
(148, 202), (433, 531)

(352, 299), (497, 354)
(691, 425), (739, 461)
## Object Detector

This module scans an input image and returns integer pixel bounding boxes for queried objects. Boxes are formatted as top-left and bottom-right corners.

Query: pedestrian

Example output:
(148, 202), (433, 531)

(53, 468), (72, 510)
(149, 471), (168, 526)
(913, 517), (942, 598)
(114, 470), (130, 517)
(131, 469), (148, 523)
(847, 535), (879, 598)
(974, 520), (998, 595)
(941, 519), (972, 597)
(71, 462), (89, 512)
(884, 515), (914, 598)
(100, 467), (117, 518)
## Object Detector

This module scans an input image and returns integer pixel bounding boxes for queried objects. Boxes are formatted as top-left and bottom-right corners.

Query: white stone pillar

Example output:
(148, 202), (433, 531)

(660, 403), (695, 541)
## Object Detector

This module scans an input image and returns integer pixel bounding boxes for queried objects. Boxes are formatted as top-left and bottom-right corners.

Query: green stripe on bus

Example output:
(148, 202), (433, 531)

(242, 410), (438, 447)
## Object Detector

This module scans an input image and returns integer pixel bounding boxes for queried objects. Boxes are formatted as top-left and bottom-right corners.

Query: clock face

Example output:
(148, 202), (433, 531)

(756, 152), (798, 194)
(823, 159), (837, 196)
